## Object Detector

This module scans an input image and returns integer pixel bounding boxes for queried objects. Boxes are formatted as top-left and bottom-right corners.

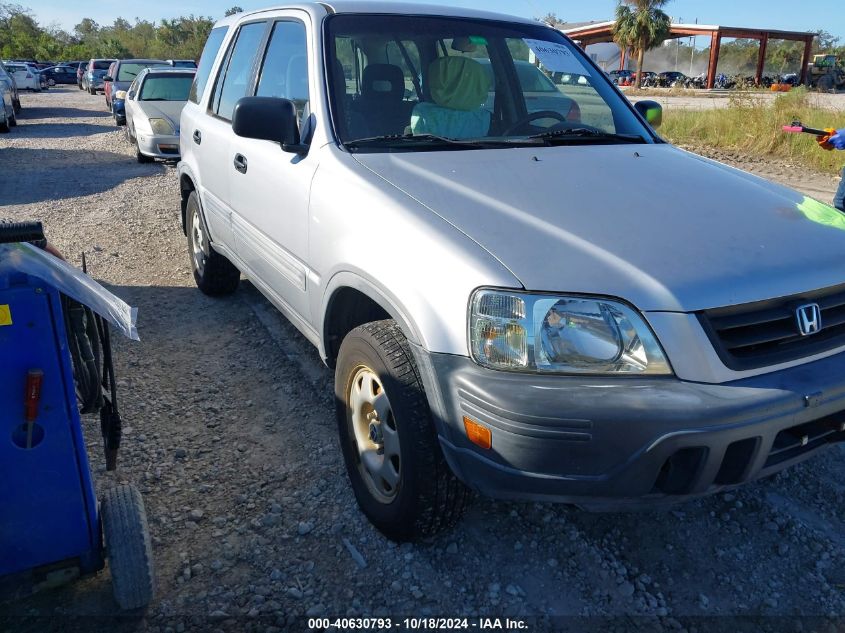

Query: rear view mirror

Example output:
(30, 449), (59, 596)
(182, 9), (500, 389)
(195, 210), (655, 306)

(231, 96), (307, 155)
(634, 100), (662, 129)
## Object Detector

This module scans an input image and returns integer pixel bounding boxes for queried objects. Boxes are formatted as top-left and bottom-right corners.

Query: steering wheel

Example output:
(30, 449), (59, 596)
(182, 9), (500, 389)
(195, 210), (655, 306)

(503, 110), (568, 136)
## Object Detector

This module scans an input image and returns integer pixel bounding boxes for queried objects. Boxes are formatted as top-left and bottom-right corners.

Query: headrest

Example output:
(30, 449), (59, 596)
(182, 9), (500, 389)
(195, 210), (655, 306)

(362, 64), (404, 101)
(428, 56), (489, 111)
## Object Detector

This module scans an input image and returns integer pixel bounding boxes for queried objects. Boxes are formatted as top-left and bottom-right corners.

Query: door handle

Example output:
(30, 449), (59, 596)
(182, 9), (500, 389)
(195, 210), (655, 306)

(193, 129), (202, 145)
(233, 153), (248, 174)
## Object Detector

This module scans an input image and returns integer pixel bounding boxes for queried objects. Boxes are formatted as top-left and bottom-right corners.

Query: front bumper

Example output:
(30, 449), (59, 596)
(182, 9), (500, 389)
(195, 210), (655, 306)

(136, 132), (180, 159)
(416, 348), (845, 509)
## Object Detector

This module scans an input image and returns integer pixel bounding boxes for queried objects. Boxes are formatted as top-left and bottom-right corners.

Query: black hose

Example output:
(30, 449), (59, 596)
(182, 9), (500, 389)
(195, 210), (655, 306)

(62, 295), (104, 414)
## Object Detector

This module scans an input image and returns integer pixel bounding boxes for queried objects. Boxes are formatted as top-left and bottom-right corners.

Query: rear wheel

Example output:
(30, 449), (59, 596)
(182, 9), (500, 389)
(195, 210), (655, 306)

(8, 111), (16, 127)
(335, 320), (470, 541)
(185, 191), (240, 295)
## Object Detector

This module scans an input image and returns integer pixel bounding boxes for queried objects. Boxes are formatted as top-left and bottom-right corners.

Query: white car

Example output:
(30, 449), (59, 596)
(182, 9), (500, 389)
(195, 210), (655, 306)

(3, 63), (40, 91)
(125, 67), (196, 162)
(179, 2), (845, 541)
(0, 74), (15, 131)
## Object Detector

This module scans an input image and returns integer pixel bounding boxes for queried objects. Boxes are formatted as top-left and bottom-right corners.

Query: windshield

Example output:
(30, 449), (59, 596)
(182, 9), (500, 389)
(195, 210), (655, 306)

(139, 74), (194, 101)
(325, 15), (653, 151)
(117, 62), (164, 81)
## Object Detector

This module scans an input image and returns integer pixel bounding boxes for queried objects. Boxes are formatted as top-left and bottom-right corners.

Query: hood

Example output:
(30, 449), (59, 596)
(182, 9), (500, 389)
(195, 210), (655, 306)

(353, 144), (845, 312)
(136, 101), (186, 131)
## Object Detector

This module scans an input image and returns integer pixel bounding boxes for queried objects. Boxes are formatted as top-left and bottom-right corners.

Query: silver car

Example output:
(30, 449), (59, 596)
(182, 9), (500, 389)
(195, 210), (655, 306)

(179, 3), (845, 540)
(125, 67), (195, 162)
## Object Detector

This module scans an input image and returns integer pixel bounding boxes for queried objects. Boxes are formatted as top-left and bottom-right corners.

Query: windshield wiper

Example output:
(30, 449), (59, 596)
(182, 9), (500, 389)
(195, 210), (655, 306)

(345, 133), (534, 151)
(528, 128), (646, 144)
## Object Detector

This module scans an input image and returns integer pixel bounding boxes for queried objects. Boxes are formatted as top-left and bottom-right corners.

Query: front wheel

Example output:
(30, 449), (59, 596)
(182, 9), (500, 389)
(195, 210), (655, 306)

(185, 191), (240, 295)
(335, 320), (470, 541)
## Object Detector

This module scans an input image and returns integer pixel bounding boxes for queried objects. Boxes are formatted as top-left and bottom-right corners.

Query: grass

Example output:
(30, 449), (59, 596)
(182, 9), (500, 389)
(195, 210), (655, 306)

(660, 88), (845, 175)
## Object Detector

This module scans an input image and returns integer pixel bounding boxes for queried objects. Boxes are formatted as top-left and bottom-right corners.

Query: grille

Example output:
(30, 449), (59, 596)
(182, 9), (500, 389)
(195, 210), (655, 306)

(699, 283), (845, 370)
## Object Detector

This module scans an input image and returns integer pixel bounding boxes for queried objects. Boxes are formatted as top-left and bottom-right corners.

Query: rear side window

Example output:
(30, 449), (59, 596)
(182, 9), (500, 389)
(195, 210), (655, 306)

(210, 21), (266, 120)
(189, 26), (229, 104)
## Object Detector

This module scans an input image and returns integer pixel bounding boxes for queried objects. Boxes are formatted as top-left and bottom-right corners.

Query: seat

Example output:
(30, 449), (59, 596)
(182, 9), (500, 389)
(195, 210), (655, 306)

(351, 63), (413, 137)
(411, 56), (491, 139)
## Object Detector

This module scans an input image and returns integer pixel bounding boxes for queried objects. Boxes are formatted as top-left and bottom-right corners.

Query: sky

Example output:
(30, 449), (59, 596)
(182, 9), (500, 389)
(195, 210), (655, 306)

(22, 0), (845, 42)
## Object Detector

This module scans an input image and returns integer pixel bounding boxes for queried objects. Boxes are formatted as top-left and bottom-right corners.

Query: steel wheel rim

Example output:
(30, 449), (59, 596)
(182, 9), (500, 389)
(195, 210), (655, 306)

(349, 365), (401, 504)
(190, 209), (207, 276)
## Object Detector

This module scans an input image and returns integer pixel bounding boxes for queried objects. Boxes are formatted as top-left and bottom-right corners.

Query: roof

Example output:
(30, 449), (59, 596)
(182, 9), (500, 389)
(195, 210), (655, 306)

(563, 20), (815, 43)
(215, 1), (538, 27)
(141, 67), (196, 73)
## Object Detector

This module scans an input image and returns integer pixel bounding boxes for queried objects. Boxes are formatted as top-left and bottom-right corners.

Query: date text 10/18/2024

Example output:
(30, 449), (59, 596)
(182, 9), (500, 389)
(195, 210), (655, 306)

(307, 618), (529, 630)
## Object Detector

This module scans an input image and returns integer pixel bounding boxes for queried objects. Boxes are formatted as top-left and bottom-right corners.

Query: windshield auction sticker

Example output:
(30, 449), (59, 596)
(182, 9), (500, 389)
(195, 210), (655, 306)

(522, 39), (590, 75)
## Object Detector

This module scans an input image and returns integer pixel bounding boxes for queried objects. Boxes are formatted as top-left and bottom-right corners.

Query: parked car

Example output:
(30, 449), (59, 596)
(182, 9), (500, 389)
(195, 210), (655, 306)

(76, 62), (88, 89)
(104, 59), (167, 125)
(658, 70), (689, 86)
(83, 58), (117, 94)
(606, 69), (633, 84)
(180, 2), (845, 540)
(41, 65), (77, 86)
(166, 59), (197, 68)
(3, 62), (41, 91)
(0, 76), (15, 131)
(0, 62), (22, 114)
(125, 67), (195, 162)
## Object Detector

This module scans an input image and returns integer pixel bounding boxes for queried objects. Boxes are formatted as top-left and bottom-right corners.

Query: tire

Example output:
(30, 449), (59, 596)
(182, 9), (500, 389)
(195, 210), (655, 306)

(135, 143), (153, 163)
(101, 484), (155, 610)
(8, 112), (16, 127)
(13, 99), (20, 114)
(335, 320), (470, 541)
(185, 191), (240, 295)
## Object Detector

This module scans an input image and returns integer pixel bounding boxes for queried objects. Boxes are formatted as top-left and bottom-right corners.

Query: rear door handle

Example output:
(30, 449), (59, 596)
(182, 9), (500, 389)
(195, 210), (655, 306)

(193, 129), (202, 145)
(233, 153), (248, 174)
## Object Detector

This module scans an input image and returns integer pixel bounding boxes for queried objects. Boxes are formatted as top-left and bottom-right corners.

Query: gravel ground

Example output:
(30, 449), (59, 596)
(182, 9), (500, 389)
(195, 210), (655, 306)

(2, 88), (845, 633)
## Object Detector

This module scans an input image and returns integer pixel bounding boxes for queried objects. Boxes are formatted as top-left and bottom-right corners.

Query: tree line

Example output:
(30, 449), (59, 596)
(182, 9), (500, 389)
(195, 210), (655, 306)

(0, 3), (244, 62)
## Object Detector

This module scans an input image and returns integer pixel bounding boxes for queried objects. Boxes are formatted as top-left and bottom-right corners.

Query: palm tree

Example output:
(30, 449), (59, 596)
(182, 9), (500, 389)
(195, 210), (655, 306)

(612, 0), (672, 88)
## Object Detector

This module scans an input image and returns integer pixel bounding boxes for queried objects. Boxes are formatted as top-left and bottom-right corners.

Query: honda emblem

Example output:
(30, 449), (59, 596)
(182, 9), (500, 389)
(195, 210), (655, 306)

(796, 303), (822, 336)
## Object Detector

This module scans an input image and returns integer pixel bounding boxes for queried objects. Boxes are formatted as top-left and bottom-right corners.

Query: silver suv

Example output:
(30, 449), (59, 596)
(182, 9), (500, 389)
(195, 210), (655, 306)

(179, 2), (845, 540)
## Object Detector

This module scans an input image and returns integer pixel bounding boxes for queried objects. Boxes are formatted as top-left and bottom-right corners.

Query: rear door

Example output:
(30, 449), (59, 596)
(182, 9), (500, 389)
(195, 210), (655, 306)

(227, 14), (316, 321)
(194, 20), (268, 251)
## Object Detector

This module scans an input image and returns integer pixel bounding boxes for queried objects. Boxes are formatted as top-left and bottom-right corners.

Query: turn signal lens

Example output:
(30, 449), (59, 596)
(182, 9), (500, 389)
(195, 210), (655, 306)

(463, 416), (491, 450)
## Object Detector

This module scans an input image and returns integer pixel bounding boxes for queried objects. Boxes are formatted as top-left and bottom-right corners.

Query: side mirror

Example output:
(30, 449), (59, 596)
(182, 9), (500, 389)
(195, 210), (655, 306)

(231, 96), (307, 154)
(103, 75), (113, 82)
(127, 91), (135, 100)
(634, 100), (662, 129)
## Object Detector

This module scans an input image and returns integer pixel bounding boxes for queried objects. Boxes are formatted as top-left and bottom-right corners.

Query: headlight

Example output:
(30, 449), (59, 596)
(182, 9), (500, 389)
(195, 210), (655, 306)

(149, 118), (175, 135)
(469, 289), (672, 375)
(114, 90), (127, 100)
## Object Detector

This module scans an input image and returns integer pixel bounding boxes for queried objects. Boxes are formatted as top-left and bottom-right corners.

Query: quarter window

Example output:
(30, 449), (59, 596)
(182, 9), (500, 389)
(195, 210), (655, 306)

(210, 21), (266, 120)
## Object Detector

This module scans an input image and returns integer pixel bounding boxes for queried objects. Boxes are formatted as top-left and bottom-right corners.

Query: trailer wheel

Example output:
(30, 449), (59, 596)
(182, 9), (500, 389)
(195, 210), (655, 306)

(102, 484), (155, 610)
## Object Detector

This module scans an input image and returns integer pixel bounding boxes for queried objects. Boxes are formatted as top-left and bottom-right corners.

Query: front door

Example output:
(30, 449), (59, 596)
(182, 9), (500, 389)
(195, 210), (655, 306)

(228, 16), (317, 323)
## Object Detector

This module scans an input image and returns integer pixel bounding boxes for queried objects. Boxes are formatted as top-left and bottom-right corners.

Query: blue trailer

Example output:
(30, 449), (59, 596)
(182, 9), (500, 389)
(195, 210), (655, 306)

(0, 221), (153, 610)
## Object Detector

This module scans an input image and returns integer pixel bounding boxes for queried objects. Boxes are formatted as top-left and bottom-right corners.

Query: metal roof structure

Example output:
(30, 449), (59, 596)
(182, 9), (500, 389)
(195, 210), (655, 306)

(562, 21), (817, 88)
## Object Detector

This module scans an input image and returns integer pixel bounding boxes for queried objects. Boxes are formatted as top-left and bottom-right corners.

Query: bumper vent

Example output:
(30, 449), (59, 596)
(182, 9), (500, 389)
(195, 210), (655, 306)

(698, 283), (845, 370)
